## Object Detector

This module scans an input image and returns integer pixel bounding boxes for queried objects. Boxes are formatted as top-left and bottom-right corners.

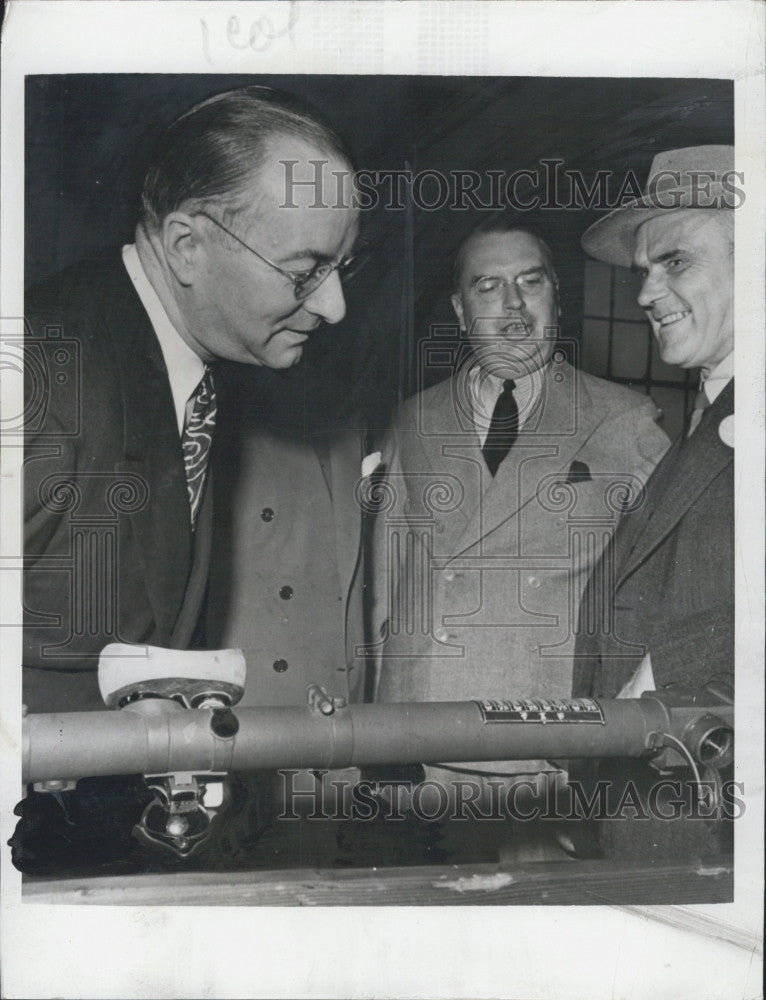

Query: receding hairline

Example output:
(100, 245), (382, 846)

(139, 86), (355, 230)
(453, 226), (557, 291)
(201, 131), (355, 221)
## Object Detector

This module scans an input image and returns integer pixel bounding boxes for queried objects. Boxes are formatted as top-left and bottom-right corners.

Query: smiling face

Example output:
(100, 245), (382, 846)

(183, 138), (360, 368)
(451, 230), (560, 380)
(633, 209), (733, 377)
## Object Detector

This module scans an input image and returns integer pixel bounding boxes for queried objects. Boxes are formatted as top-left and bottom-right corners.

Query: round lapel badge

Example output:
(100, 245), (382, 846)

(718, 414), (734, 448)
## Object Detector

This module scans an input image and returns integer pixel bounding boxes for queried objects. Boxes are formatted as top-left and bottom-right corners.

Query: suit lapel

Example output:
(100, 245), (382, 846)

(406, 377), (479, 548)
(616, 381), (733, 586)
(329, 429), (363, 603)
(454, 362), (603, 551)
(171, 470), (213, 647)
(104, 258), (192, 637)
(313, 435), (333, 497)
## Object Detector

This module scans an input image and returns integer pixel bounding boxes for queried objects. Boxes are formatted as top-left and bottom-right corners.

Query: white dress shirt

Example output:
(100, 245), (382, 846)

(122, 244), (205, 435)
(467, 361), (546, 447)
(701, 351), (733, 405)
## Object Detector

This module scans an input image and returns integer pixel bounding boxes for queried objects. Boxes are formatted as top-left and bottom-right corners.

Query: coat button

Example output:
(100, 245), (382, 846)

(261, 508), (275, 522)
(526, 576), (541, 589)
(273, 659), (288, 673)
(279, 585), (293, 600)
(444, 570), (455, 583)
(434, 628), (449, 643)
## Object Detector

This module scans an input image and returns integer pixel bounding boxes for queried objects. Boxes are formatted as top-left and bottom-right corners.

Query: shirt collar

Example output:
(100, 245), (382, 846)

(701, 351), (733, 405)
(122, 244), (205, 434)
(468, 360), (546, 442)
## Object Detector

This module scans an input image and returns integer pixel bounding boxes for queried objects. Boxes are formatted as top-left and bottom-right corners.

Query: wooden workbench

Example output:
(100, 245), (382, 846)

(24, 857), (733, 908)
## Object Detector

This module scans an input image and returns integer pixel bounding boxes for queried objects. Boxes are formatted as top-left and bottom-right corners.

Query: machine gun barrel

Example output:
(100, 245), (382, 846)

(22, 693), (733, 784)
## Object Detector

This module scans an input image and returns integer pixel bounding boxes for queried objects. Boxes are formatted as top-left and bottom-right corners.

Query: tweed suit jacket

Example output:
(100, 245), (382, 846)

(23, 253), (212, 713)
(573, 379), (734, 698)
(374, 357), (669, 773)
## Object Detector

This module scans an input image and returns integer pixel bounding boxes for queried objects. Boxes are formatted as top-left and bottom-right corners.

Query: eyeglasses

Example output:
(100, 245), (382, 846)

(196, 210), (366, 301)
(470, 269), (551, 301)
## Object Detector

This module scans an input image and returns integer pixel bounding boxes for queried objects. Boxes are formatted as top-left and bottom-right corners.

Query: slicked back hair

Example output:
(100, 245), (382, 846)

(140, 85), (354, 230)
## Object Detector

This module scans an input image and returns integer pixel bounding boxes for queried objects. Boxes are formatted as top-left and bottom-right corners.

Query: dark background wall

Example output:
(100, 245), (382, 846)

(26, 75), (733, 437)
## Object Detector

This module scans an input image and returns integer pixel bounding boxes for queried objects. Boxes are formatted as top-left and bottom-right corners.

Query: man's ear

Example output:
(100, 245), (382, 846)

(450, 292), (465, 330)
(161, 212), (201, 287)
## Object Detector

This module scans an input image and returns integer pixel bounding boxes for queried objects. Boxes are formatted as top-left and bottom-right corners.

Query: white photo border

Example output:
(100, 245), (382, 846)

(1, 3), (763, 998)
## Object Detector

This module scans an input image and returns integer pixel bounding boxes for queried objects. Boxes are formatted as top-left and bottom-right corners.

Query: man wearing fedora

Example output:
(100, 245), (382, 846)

(574, 145), (735, 702)
(571, 146), (735, 861)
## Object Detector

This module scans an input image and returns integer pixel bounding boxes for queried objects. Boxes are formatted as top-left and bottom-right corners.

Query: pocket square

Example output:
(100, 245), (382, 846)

(565, 460), (592, 484)
(361, 451), (382, 478)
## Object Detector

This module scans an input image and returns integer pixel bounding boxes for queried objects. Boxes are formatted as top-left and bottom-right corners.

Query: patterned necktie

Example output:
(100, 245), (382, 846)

(686, 386), (710, 438)
(482, 379), (519, 477)
(182, 366), (217, 529)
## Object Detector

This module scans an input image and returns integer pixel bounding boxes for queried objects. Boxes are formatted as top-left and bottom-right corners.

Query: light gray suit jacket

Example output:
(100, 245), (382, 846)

(373, 358), (669, 773)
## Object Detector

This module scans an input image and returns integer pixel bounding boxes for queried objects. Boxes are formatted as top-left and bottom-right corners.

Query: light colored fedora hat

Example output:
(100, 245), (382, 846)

(581, 145), (735, 267)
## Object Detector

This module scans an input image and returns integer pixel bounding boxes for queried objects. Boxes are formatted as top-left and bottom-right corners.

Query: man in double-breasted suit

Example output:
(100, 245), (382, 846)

(373, 217), (669, 806)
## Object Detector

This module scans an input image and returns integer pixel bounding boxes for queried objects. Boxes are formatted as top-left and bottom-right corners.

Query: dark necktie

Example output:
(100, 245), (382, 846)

(182, 366), (217, 529)
(482, 379), (519, 477)
(686, 386), (710, 438)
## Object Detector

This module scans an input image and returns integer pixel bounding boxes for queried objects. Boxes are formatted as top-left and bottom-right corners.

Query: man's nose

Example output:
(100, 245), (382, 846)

(637, 267), (667, 309)
(502, 280), (524, 310)
(303, 270), (347, 325)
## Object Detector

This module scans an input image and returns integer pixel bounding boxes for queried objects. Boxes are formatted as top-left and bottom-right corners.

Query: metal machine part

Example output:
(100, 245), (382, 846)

(89, 647), (245, 857)
(128, 693), (237, 857)
(134, 772), (227, 857)
(23, 684), (734, 783)
(23, 647), (733, 858)
(97, 643), (247, 709)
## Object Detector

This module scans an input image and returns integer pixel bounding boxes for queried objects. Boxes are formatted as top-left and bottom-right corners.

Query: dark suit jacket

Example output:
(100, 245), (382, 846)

(23, 252), (211, 712)
(573, 380), (734, 697)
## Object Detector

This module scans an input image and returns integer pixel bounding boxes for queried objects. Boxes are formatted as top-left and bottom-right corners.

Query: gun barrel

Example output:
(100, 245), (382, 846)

(20, 696), (701, 784)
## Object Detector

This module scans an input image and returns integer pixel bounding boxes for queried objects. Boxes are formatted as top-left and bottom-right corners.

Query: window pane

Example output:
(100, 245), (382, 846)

(581, 318), (610, 376)
(611, 322), (650, 380)
(583, 260), (612, 316)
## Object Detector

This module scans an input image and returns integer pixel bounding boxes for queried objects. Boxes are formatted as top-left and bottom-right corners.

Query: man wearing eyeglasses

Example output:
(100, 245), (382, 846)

(371, 215), (669, 854)
(23, 86), (362, 716)
(17, 86), (369, 872)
